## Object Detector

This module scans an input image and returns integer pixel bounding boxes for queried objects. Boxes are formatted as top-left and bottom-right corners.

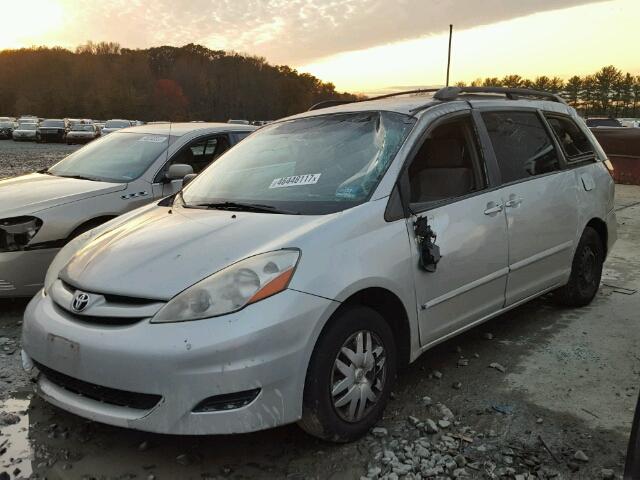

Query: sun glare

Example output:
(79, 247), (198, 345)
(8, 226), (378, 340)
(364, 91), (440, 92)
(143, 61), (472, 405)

(0, 0), (65, 50)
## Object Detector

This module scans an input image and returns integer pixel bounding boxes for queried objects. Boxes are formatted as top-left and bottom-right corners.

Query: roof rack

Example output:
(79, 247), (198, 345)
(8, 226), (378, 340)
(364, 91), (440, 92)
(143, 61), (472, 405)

(432, 86), (566, 104)
(307, 89), (440, 111)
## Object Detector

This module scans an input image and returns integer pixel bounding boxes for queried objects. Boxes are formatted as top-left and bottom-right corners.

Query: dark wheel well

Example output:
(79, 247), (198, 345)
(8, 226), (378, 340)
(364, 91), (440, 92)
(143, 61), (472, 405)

(586, 218), (607, 255)
(327, 287), (411, 368)
(67, 216), (116, 241)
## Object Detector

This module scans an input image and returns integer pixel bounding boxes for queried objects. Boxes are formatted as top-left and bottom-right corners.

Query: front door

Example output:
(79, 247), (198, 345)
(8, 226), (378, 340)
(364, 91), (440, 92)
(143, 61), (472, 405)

(480, 110), (578, 305)
(405, 113), (509, 347)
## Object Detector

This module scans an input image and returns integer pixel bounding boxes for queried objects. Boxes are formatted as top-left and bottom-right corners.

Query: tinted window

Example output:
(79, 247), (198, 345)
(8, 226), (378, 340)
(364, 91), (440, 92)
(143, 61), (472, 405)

(168, 135), (230, 174)
(545, 115), (594, 161)
(41, 120), (65, 128)
(482, 111), (560, 183)
(586, 118), (622, 128)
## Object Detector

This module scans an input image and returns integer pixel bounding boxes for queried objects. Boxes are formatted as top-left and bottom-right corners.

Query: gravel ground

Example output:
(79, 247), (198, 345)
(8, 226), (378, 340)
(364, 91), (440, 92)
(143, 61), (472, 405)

(0, 140), (80, 179)
(0, 142), (638, 479)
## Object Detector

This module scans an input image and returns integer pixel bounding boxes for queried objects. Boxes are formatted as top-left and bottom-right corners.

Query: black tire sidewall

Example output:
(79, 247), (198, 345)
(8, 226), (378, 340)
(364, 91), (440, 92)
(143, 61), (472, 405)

(302, 305), (397, 442)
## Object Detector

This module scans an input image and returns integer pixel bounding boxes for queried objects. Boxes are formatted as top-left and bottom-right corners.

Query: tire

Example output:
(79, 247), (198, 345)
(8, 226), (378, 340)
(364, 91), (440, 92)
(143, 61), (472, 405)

(554, 226), (604, 307)
(298, 305), (396, 442)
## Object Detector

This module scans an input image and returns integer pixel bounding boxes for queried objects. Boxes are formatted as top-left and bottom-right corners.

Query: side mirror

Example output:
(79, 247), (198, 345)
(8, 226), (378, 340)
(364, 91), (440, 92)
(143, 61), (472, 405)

(166, 164), (194, 181)
(182, 173), (197, 188)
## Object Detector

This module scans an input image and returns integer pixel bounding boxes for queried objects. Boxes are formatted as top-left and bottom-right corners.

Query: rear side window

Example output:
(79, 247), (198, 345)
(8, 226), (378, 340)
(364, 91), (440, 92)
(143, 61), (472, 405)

(545, 115), (594, 162)
(482, 111), (560, 183)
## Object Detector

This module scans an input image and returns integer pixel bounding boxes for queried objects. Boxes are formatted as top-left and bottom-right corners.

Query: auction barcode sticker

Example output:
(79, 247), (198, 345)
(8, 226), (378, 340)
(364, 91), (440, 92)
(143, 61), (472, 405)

(138, 135), (167, 143)
(269, 173), (321, 188)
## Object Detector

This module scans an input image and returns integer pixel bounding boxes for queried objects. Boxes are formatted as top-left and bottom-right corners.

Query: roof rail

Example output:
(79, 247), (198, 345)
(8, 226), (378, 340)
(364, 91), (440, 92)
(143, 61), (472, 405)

(433, 86), (567, 104)
(307, 89), (440, 111)
(308, 100), (354, 111)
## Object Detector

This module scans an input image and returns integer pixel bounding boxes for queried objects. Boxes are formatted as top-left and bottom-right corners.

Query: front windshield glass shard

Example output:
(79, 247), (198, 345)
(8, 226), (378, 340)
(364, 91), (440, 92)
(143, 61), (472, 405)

(182, 111), (415, 215)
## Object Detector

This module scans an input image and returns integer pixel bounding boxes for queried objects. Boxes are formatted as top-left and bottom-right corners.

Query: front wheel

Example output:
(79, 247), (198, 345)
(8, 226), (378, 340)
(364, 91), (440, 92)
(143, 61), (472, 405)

(298, 305), (396, 442)
(554, 226), (604, 307)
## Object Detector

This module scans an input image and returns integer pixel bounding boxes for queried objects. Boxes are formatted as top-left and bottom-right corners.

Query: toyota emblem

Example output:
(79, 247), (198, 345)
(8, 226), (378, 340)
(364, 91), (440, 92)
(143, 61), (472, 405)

(71, 292), (90, 312)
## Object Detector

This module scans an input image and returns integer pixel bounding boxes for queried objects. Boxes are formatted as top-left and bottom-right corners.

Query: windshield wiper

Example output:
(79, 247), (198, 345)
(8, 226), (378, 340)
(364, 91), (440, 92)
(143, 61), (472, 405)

(56, 174), (100, 182)
(189, 201), (300, 215)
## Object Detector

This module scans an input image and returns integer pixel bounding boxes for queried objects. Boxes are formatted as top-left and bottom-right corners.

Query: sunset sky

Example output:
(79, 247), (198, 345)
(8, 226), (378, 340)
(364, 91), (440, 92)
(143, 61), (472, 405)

(1, 0), (638, 94)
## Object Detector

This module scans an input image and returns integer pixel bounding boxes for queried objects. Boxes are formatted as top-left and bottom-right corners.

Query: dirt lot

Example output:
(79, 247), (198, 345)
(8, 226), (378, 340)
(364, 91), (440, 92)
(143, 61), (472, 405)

(0, 140), (80, 179)
(0, 143), (638, 479)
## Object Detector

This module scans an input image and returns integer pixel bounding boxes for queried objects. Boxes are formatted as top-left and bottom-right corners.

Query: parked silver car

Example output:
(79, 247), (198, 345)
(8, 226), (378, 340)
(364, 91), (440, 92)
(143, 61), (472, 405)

(0, 122), (255, 296)
(12, 122), (38, 141)
(65, 123), (100, 144)
(22, 87), (616, 442)
(101, 119), (132, 135)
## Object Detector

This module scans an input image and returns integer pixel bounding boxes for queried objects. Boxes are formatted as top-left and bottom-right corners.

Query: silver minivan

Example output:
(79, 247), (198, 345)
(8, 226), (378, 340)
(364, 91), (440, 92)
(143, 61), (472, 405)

(22, 87), (617, 442)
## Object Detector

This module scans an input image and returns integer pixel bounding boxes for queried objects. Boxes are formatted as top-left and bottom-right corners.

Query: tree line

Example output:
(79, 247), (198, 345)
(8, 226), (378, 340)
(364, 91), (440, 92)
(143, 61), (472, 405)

(0, 42), (357, 122)
(457, 66), (640, 117)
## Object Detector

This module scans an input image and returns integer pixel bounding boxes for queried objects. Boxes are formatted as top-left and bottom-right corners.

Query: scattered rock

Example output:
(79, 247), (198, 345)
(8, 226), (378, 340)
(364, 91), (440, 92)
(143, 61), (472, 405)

(432, 370), (443, 379)
(138, 441), (150, 451)
(438, 403), (454, 420)
(601, 468), (615, 479)
(536, 417), (544, 424)
(457, 358), (469, 367)
(424, 419), (439, 434)
(452, 381), (462, 389)
(0, 412), (20, 426)
(0, 473), (8, 480)
(371, 427), (388, 437)
(489, 362), (506, 373)
(176, 453), (193, 466)
(421, 396), (432, 406)
(407, 416), (420, 426)
(483, 332), (494, 340)
(438, 419), (451, 429)
(574, 450), (589, 462)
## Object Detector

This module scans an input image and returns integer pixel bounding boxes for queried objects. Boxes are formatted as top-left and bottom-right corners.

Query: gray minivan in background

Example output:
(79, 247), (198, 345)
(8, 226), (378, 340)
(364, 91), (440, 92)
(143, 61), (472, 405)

(22, 87), (616, 442)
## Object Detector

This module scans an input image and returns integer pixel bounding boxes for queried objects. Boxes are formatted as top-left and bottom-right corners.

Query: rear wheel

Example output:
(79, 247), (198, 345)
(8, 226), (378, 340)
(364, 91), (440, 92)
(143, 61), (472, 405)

(554, 226), (604, 307)
(298, 305), (396, 442)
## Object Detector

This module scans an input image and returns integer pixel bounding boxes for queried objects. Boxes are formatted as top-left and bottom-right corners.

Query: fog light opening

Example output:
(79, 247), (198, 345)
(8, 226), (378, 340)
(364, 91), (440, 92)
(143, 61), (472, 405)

(192, 388), (261, 413)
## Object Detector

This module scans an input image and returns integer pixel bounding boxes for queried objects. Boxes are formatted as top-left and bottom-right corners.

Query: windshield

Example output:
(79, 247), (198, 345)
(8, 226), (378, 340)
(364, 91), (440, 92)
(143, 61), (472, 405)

(19, 124), (37, 130)
(41, 120), (64, 128)
(182, 111), (415, 215)
(0, 122), (14, 128)
(105, 120), (130, 128)
(71, 124), (94, 131)
(48, 132), (170, 182)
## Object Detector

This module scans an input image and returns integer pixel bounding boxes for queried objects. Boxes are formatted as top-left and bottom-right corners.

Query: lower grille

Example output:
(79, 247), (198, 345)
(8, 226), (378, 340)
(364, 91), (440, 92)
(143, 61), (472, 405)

(193, 388), (261, 412)
(35, 362), (162, 410)
(0, 280), (16, 291)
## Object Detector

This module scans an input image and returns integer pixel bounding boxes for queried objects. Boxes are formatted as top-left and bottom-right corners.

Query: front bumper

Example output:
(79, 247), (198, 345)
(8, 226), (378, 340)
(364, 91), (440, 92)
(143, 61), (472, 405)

(22, 288), (337, 435)
(0, 249), (59, 297)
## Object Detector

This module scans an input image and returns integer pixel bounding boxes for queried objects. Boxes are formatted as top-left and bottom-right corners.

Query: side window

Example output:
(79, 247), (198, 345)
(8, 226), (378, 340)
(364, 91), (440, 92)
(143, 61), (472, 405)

(545, 115), (594, 162)
(482, 111), (560, 183)
(407, 115), (487, 205)
(169, 135), (231, 174)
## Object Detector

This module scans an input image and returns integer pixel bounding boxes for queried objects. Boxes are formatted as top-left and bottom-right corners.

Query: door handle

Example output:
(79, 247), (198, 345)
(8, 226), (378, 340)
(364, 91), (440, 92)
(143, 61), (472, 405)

(505, 196), (523, 208)
(484, 203), (504, 215)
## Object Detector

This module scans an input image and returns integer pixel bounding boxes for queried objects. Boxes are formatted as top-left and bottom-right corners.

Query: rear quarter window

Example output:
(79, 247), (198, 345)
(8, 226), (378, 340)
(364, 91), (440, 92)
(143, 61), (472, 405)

(545, 115), (595, 163)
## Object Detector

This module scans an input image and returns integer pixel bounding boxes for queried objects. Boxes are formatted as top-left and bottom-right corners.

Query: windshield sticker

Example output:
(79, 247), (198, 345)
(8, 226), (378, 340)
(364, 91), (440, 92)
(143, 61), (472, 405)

(138, 135), (167, 143)
(269, 173), (321, 189)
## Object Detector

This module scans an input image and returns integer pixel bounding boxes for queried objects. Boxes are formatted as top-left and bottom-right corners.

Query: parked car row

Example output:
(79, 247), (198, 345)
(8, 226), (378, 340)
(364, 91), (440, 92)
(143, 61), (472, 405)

(0, 116), (142, 144)
(585, 116), (640, 128)
(2, 87), (618, 443)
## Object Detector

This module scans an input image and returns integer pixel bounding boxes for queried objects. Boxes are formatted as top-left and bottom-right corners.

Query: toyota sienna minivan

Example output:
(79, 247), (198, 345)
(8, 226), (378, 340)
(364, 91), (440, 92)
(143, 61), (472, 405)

(22, 87), (617, 442)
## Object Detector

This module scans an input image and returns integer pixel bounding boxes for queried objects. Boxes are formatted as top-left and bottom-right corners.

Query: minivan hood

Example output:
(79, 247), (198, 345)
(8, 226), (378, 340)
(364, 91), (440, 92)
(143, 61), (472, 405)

(0, 173), (126, 217)
(60, 204), (333, 300)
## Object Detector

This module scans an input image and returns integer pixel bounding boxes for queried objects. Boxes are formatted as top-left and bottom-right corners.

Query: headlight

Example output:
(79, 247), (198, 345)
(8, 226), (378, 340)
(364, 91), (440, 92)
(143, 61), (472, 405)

(0, 216), (43, 252)
(152, 249), (300, 323)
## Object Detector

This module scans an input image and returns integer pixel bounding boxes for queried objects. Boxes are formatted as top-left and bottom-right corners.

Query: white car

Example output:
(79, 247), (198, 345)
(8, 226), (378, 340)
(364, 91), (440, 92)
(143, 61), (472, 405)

(22, 87), (616, 442)
(12, 123), (38, 141)
(66, 123), (100, 144)
(101, 119), (132, 135)
(0, 122), (255, 297)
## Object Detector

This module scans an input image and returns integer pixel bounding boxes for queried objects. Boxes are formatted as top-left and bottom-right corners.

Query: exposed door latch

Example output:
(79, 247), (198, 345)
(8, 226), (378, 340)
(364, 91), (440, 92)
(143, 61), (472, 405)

(414, 216), (441, 272)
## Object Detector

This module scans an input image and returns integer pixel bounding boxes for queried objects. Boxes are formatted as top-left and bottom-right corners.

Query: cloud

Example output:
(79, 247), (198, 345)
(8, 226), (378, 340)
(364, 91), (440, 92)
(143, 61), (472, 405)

(56, 0), (604, 65)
